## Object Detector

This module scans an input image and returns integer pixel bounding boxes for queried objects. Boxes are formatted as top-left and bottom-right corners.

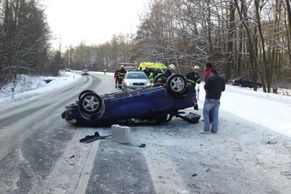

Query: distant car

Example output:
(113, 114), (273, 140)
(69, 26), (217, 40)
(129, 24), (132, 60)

(122, 71), (151, 89)
(232, 76), (262, 88)
(64, 68), (71, 72)
(82, 72), (89, 76)
(61, 74), (200, 127)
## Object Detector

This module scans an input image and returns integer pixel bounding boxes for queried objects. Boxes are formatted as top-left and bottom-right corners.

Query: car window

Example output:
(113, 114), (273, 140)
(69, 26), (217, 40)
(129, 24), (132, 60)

(126, 72), (148, 79)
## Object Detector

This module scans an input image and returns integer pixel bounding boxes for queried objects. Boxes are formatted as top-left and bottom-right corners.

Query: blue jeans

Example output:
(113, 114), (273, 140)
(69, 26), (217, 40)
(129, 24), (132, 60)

(203, 99), (220, 133)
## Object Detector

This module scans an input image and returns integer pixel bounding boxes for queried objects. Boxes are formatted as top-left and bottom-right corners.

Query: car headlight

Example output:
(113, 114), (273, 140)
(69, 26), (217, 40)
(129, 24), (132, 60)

(124, 80), (131, 86)
(146, 81), (151, 86)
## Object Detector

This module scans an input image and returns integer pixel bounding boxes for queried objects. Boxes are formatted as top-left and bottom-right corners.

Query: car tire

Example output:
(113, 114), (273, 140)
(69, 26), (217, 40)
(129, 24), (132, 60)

(166, 74), (187, 96)
(79, 92), (103, 115)
(79, 90), (95, 100)
(153, 74), (168, 85)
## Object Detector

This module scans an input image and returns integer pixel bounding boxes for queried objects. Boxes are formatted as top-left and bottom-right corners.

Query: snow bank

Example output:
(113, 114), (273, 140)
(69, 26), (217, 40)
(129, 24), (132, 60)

(0, 71), (81, 107)
(199, 84), (291, 138)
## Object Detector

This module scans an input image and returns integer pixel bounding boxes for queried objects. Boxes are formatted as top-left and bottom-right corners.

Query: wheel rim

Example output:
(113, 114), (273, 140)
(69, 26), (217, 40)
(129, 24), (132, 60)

(170, 77), (185, 92)
(82, 95), (99, 112)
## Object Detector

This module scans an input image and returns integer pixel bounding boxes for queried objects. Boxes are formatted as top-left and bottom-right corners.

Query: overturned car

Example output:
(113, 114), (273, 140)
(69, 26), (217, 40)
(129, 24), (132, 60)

(61, 74), (200, 127)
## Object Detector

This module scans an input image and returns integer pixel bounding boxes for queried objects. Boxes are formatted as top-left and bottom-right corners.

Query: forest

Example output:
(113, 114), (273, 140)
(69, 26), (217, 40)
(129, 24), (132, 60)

(0, 0), (59, 88)
(1, 0), (291, 93)
(64, 0), (291, 92)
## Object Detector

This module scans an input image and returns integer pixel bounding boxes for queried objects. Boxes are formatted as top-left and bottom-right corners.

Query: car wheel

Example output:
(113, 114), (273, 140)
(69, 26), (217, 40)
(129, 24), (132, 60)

(166, 74), (187, 96)
(79, 92), (103, 115)
(79, 90), (95, 100)
(153, 74), (168, 85)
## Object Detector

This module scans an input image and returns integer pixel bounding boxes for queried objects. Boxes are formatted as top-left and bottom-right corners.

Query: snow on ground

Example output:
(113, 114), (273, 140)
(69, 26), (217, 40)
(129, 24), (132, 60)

(198, 83), (291, 138)
(0, 71), (81, 107)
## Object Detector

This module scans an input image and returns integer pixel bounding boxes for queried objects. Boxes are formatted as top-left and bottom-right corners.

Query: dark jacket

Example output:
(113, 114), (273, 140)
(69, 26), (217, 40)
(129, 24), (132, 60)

(186, 72), (201, 87)
(204, 73), (225, 99)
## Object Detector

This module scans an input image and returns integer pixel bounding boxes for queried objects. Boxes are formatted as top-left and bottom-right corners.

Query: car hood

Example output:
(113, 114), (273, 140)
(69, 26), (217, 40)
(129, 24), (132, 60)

(124, 79), (150, 84)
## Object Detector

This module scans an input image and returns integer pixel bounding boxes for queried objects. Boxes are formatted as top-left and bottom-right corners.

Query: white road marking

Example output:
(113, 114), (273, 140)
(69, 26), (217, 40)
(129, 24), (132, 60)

(75, 139), (100, 194)
(30, 130), (100, 194)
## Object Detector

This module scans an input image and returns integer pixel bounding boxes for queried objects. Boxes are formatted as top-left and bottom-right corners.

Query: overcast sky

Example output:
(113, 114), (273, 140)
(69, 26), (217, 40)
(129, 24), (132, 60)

(42, 0), (149, 50)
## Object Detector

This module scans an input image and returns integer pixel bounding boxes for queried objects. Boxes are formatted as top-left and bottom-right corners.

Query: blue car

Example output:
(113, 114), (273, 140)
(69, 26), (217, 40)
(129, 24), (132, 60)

(61, 74), (200, 127)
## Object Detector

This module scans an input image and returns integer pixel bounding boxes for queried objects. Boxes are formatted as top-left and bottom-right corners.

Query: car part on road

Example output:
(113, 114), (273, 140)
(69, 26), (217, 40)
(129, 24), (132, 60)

(174, 112), (200, 123)
(138, 143), (146, 148)
(80, 131), (111, 143)
(111, 125), (131, 144)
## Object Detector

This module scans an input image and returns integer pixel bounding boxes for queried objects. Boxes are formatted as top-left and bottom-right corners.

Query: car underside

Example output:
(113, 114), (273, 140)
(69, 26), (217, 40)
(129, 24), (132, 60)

(62, 74), (200, 127)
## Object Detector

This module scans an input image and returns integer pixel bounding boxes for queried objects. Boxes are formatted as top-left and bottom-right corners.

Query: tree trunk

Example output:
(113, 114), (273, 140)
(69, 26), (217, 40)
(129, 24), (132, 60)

(225, 1), (235, 81)
(285, 0), (291, 62)
(207, 0), (214, 57)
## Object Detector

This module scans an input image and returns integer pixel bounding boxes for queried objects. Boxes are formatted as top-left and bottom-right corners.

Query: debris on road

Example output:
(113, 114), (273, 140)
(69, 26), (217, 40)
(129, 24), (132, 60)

(80, 131), (111, 143)
(138, 143), (146, 148)
(111, 125), (131, 144)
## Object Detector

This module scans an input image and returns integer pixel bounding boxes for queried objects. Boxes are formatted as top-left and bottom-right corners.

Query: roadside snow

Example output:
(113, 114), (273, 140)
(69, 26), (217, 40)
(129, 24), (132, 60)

(198, 83), (291, 138)
(0, 71), (81, 107)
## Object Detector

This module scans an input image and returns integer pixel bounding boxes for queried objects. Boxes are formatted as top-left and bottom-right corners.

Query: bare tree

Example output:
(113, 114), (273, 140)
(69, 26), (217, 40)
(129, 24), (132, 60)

(0, 0), (50, 87)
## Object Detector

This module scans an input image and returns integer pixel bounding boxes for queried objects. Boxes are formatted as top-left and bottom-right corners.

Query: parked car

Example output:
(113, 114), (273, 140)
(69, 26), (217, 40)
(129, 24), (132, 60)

(61, 74), (200, 127)
(122, 71), (151, 89)
(232, 76), (262, 88)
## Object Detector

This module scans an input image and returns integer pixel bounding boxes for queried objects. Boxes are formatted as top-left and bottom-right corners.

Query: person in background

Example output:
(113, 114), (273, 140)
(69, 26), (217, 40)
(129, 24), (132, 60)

(153, 64), (175, 85)
(143, 67), (150, 78)
(164, 64), (176, 78)
(186, 65), (201, 110)
(117, 65), (127, 89)
(202, 69), (225, 134)
(204, 62), (213, 81)
(148, 70), (155, 82)
(114, 69), (119, 88)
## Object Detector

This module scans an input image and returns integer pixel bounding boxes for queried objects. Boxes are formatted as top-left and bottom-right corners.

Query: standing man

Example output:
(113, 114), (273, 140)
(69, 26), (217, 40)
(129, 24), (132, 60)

(186, 65), (201, 110)
(118, 65), (127, 89)
(202, 69), (225, 134)
(114, 69), (119, 88)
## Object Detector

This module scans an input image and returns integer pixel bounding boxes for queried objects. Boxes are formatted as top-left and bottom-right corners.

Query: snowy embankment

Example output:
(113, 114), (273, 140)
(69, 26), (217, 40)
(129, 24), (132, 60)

(0, 71), (81, 107)
(199, 84), (291, 138)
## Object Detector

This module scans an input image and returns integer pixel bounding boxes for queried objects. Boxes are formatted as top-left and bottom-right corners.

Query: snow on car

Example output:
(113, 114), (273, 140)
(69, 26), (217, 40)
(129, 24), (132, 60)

(61, 74), (200, 127)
